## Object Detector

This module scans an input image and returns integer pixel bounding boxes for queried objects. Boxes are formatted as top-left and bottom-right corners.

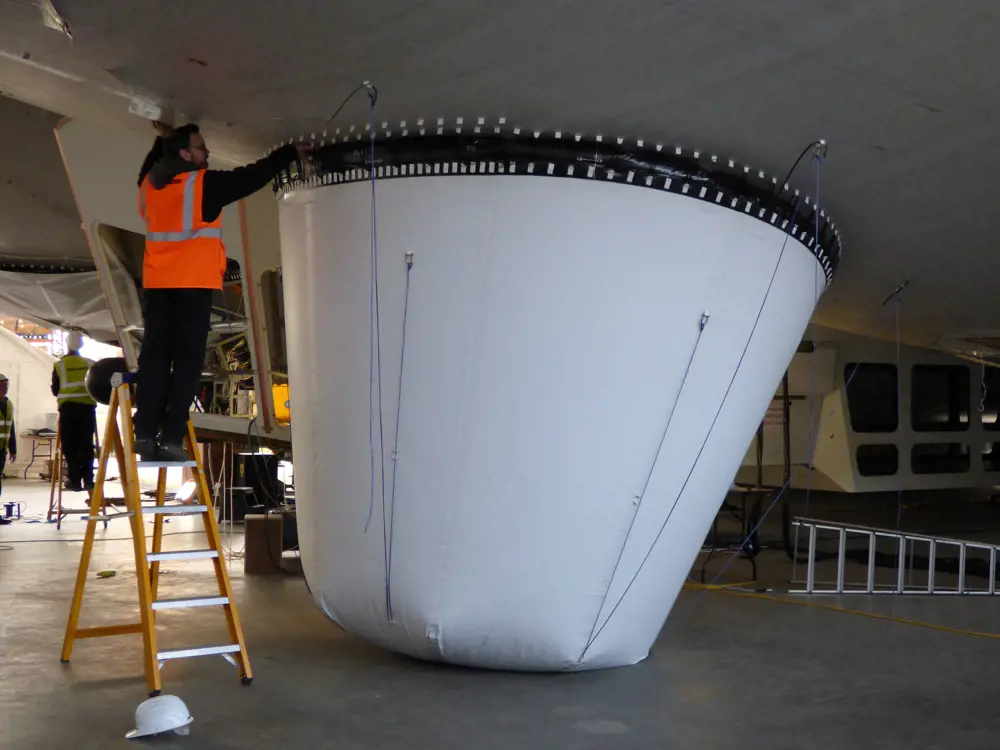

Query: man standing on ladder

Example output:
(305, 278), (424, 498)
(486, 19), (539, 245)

(51, 331), (97, 492)
(0, 373), (15, 507)
(134, 122), (310, 462)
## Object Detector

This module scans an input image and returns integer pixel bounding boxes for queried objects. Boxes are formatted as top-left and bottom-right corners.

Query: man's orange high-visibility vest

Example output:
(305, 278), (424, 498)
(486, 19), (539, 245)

(138, 170), (226, 289)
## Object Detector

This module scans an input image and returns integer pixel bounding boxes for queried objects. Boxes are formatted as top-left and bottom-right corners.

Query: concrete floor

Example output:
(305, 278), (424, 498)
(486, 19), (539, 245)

(3, 479), (1000, 748)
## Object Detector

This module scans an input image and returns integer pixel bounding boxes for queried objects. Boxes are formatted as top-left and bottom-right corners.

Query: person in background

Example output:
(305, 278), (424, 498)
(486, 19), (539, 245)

(0, 373), (16, 503)
(133, 122), (311, 462)
(51, 331), (97, 492)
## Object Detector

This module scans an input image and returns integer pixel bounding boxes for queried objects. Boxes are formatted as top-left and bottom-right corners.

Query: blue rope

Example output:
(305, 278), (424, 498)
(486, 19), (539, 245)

(385, 255), (414, 622)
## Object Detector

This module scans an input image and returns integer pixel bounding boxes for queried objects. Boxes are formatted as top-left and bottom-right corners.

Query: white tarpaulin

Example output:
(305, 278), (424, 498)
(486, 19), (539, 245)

(0, 265), (141, 343)
(0, 326), (59, 478)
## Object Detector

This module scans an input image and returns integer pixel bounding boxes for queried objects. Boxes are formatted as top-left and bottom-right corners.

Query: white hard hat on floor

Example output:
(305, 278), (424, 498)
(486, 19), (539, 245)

(125, 695), (193, 739)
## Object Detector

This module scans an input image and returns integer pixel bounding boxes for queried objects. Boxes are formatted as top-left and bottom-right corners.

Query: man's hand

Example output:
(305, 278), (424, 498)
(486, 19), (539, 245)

(295, 143), (314, 161)
(9, 453), (15, 463)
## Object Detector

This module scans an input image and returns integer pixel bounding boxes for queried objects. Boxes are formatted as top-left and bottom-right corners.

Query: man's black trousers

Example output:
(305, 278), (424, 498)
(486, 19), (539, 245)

(134, 288), (213, 446)
(59, 402), (97, 487)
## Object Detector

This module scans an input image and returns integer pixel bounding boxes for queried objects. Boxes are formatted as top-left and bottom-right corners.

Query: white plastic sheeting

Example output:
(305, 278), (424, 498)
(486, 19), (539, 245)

(278, 175), (827, 671)
(0, 264), (141, 343)
(0, 326), (58, 473)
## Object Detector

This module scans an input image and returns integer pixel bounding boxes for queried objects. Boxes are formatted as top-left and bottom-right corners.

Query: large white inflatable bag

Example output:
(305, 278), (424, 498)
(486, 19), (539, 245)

(274, 135), (838, 671)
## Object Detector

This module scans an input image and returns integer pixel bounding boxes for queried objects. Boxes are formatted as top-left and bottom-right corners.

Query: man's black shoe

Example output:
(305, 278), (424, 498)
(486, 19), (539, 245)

(133, 437), (158, 462)
(156, 443), (188, 463)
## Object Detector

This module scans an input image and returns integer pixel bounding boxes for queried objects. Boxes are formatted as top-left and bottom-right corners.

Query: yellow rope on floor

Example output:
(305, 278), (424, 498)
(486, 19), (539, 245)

(683, 582), (1000, 640)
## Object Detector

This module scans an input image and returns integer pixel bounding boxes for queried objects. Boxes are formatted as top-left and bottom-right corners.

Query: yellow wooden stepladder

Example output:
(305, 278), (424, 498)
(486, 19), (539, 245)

(60, 374), (253, 697)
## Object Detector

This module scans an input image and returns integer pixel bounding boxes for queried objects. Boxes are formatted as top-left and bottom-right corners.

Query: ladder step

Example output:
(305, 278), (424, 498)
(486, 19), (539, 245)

(152, 596), (229, 611)
(136, 460), (197, 468)
(85, 511), (135, 521)
(157, 644), (241, 661)
(147, 549), (219, 562)
(144, 504), (208, 515)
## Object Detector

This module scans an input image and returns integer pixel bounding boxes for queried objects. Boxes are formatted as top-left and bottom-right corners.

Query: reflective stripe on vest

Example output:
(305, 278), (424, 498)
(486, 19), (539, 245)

(0, 399), (12, 453)
(140, 169), (226, 289)
(57, 355), (95, 405)
(146, 172), (223, 242)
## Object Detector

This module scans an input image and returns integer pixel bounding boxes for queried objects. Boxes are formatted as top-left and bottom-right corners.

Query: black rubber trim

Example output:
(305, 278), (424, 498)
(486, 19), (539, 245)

(0, 258), (95, 274)
(271, 131), (840, 283)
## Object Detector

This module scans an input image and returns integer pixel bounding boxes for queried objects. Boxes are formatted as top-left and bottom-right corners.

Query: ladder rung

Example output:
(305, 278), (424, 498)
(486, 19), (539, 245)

(54, 507), (91, 517)
(136, 460), (197, 468)
(152, 596), (229, 611)
(157, 644), (241, 661)
(85, 511), (134, 521)
(147, 549), (218, 562)
(75, 623), (144, 639)
(144, 504), (208, 515)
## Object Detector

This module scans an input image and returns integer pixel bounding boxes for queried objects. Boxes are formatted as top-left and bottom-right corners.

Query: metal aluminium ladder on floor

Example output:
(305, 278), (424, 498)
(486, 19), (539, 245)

(789, 516), (1000, 596)
(60, 376), (252, 697)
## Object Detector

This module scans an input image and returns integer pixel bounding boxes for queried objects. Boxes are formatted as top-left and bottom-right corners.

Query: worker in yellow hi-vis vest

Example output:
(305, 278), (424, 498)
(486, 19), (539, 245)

(0, 372), (15, 504)
(51, 332), (97, 492)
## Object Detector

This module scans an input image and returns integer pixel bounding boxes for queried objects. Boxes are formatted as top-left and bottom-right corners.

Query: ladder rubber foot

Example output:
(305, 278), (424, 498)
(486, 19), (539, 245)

(149, 690), (161, 698)
(241, 676), (253, 687)
(60, 659), (69, 664)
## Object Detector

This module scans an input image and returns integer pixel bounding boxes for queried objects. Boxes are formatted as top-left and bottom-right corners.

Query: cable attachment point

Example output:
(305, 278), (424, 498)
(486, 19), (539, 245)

(324, 80), (379, 126)
(404, 252), (414, 269)
(881, 279), (910, 308)
(812, 139), (828, 161)
(700, 312), (710, 331)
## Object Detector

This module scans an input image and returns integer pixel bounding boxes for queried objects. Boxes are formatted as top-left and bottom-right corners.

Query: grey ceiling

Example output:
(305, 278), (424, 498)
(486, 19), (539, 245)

(0, 0), (998, 355)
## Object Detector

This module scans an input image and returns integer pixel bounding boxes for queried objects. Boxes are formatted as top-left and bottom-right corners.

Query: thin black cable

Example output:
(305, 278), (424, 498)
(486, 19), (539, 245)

(780, 371), (796, 560)
(773, 140), (824, 197)
(384, 253), (414, 622)
(365, 239), (377, 534)
(711, 288), (908, 582)
(362, 88), (385, 538)
(582, 139), (825, 655)
(581, 222), (795, 656)
(359, 93), (391, 621)
(581, 313), (709, 652)
(325, 82), (378, 127)
(799, 155), (824, 529)
(888, 298), (904, 612)
(696, 155), (829, 588)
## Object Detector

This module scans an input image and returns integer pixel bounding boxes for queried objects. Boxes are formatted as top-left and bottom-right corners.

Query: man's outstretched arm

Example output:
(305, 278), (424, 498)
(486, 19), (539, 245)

(201, 144), (310, 222)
